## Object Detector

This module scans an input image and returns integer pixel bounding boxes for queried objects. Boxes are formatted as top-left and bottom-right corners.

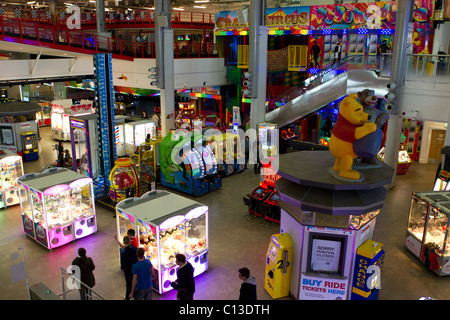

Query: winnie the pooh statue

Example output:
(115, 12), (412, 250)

(353, 89), (389, 166)
(329, 93), (377, 181)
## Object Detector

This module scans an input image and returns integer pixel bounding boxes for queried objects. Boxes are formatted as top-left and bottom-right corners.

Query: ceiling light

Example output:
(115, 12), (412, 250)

(194, 0), (209, 3)
(193, 5), (206, 8)
(173, 7), (184, 10)
(27, 1), (36, 4)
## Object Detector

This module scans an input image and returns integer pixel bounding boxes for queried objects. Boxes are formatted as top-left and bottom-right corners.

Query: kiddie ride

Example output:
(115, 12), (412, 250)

(267, 94), (394, 300)
(159, 130), (221, 196)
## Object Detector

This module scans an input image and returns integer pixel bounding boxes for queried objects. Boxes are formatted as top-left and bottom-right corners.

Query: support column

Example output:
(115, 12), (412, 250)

(383, 0), (413, 189)
(248, 0), (268, 132)
(154, 0), (175, 136)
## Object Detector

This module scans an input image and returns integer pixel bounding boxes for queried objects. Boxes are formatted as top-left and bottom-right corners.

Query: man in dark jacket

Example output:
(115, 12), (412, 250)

(72, 247), (96, 300)
(120, 236), (138, 300)
(238, 267), (257, 300)
(170, 254), (195, 300)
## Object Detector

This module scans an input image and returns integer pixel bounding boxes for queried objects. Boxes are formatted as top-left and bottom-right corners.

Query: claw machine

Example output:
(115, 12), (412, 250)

(51, 99), (94, 141)
(124, 120), (157, 155)
(258, 122), (278, 157)
(0, 150), (24, 208)
(17, 167), (97, 249)
(405, 191), (450, 276)
(69, 114), (99, 178)
(116, 190), (208, 294)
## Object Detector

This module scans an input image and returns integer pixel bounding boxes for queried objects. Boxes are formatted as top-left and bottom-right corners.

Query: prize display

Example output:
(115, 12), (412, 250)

(406, 191), (450, 276)
(0, 150), (24, 208)
(124, 120), (157, 155)
(51, 99), (94, 141)
(109, 158), (139, 203)
(258, 122), (278, 157)
(116, 190), (208, 294)
(17, 168), (97, 249)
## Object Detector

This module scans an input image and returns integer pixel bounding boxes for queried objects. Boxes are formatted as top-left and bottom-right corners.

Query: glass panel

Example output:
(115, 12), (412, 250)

(424, 205), (449, 254)
(159, 216), (185, 270)
(19, 185), (34, 236)
(407, 196), (429, 241)
(186, 209), (207, 258)
(137, 219), (157, 266)
(70, 183), (95, 220)
(44, 188), (71, 227)
(31, 189), (45, 225)
(116, 211), (135, 243)
(349, 209), (380, 230)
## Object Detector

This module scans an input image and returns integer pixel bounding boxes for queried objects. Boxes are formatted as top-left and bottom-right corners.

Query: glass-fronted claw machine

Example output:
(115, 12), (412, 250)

(258, 122), (278, 157)
(0, 150), (24, 209)
(406, 191), (450, 276)
(124, 120), (157, 155)
(17, 167), (97, 249)
(116, 190), (208, 294)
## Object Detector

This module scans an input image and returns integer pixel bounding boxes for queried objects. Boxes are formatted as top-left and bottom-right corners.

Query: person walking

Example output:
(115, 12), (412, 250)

(311, 40), (321, 68)
(120, 236), (138, 300)
(129, 247), (155, 300)
(72, 247), (96, 300)
(170, 254), (195, 300)
(238, 267), (257, 300)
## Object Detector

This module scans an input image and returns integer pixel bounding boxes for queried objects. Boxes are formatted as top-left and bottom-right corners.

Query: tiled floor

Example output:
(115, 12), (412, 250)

(1, 125), (449, 301)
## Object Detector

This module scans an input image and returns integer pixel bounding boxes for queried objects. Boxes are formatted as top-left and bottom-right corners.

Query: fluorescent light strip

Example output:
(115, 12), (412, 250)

(193, 5), (206, 8)
(173, 7), (184, 10)
(194, 0), (209, 3)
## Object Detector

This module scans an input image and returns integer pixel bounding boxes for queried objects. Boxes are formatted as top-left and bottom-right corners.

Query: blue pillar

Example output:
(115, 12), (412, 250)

(93, 53), (116, 189)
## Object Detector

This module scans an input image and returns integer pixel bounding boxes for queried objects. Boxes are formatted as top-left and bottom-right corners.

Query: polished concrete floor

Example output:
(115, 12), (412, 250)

(1, 125), (449, 301)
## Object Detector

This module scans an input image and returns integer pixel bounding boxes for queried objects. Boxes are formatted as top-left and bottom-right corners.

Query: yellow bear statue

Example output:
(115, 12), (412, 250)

(329, 93), (377, 180)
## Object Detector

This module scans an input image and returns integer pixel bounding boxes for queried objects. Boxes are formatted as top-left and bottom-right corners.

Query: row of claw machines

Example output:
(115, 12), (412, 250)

(115, 190), (208, 294)
(17, 167), (97, 249)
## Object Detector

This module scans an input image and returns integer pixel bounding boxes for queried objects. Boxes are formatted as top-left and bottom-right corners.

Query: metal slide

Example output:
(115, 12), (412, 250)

(265, 59), (390, 129)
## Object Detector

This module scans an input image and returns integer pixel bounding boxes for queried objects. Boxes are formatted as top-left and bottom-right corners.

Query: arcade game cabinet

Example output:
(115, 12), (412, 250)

(20, 131), (38, 161)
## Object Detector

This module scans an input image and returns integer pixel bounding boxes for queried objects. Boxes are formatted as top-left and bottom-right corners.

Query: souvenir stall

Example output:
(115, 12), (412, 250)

(115, 190), (208, 294)
(51, 99), (94, 141)
(17, 168), (97, 249)
(0, 150), (24, 209)
(405, 191), (450, 276)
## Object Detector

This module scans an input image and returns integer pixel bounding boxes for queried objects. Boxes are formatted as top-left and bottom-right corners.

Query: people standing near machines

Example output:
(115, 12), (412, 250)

(238, 267), (257, 300)
(170, 254), (195, 300)
(129, 247), (156, 300)
(71, 247), (96, 300)
(120, 236), (138, 300)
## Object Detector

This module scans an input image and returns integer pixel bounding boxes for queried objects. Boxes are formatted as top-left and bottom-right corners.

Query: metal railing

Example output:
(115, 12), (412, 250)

(379, 53), (450, 86)
(0, 16), (219, 59)
(0, 9), (215, 28)
(60, 267), (105, 300)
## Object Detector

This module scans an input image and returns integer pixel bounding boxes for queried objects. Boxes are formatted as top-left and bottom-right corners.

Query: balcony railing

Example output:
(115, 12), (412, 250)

(0, 9), (215, 28)
(0, 16), (218, 59)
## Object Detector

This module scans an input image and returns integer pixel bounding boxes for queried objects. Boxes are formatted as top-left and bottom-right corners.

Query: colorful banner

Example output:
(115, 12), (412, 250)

(310, 1), (397, 30)
(266, 7), (310, 30)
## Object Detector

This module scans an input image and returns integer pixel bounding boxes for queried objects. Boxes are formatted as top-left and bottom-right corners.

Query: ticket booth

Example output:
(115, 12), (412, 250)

(265, 232), (293, 299)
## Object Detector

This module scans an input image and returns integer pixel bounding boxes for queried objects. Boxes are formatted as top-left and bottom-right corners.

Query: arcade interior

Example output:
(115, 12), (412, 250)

(1, 0), (450, 305)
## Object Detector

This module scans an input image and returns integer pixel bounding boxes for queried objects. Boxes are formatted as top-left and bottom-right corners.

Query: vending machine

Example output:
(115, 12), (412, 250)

(20, 131), (39, 162)
(265, 232), (293, 299)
